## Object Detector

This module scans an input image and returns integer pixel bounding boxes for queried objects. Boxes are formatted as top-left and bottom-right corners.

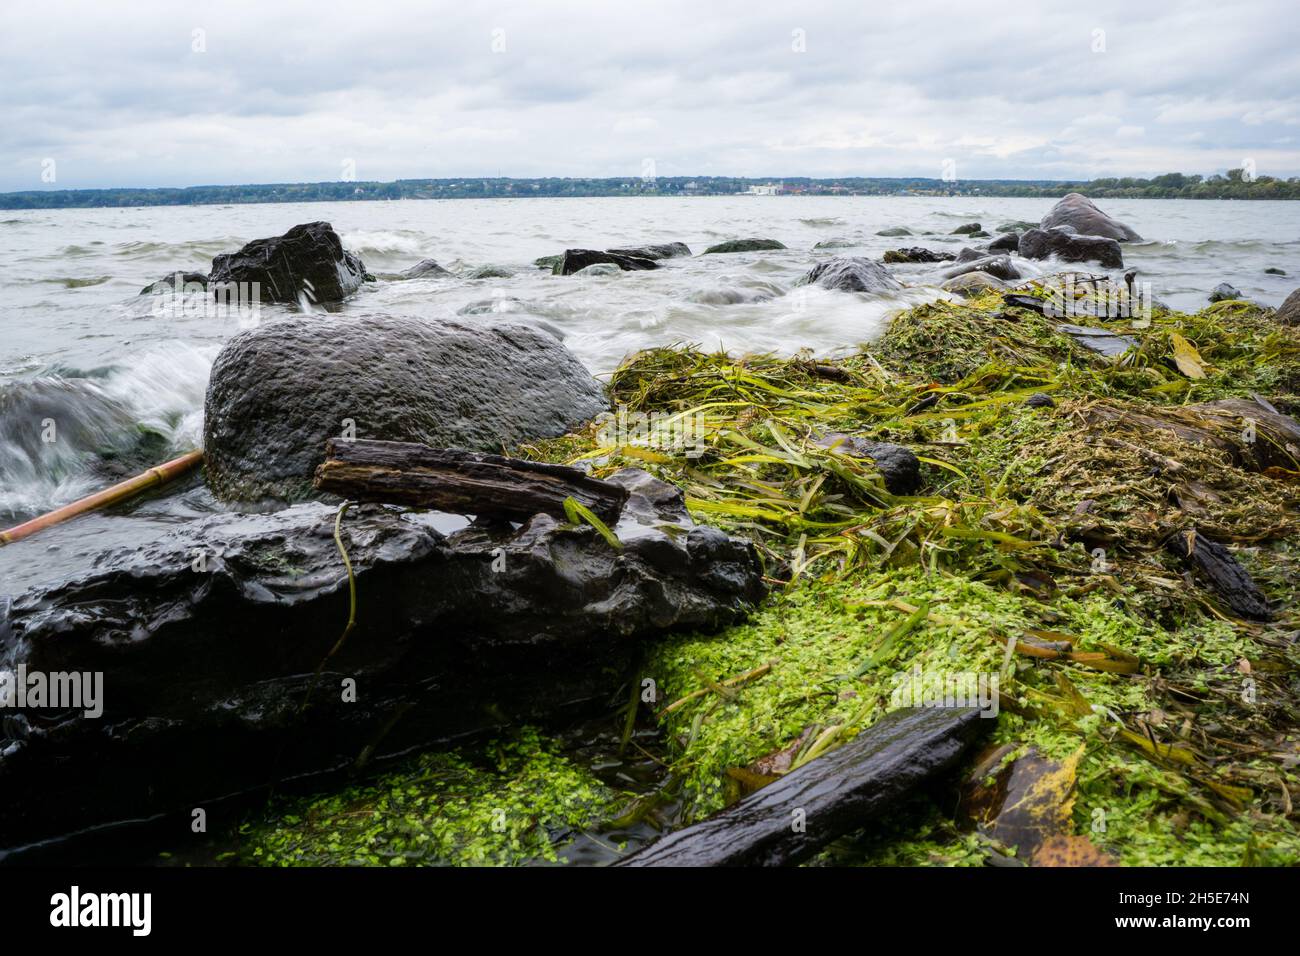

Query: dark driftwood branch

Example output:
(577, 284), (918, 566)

(1164, 528), (1271, 620)
(616, 706), (989, 867)
(313, 439), (629, 522)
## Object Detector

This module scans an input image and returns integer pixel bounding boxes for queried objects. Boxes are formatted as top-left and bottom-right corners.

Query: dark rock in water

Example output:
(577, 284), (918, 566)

(617, 706), (989, 867)
(139, 271), (208, 295)
(1057, 323), (1137, 358)
(208, 222), (367, 304)
(203, 313), (608, 501)
(951, 222), (982, 235)
(876, 227), (913, 237)
(1039, 193), (1142, 242)
(466, 264), (515, 279)
(815, 432), (920, 493)
(883, 247), (955, 264)
(1019, 228), (1123, 269)
(399, 259), (451, 279)
(942, 254), (1021, 282)
(1264, 267), (1287, 276)
(702, 238), (786, 254)
(987, 232), (1021, 253)
(996, 220), (1038, 233)
(534, 254), (563, 271)
(1025, 393), (1056, 409)
(1276, 288), (1300, 326)
(0, 470), (763, 852)
(606, 242), (691, 260)
(553, 249), (659, 275)
(814, 238), (860, 249)
(1209, 282), (1244, 303)
(800, 257), (902, 294)
(954, 247), (986, 263)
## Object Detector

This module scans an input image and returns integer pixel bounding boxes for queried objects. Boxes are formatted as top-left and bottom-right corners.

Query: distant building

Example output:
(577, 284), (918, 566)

(746, 183), (782, 196)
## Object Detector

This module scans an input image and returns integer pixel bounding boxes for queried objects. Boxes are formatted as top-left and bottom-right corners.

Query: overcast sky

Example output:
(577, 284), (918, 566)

(3, 0), (1297, 191)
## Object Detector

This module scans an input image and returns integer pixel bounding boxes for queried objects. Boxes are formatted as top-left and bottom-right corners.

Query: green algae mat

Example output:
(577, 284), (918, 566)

(237, 280), (1300, 867)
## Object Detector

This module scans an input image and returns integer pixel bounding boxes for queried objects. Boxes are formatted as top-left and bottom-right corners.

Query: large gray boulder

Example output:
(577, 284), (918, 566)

(1039, 193), (1142, 242)
(203, 314), (608, 500)
(1019, 228), (1123, 269)
(801, 256), (902, 293)
(208, 221), (368, 304)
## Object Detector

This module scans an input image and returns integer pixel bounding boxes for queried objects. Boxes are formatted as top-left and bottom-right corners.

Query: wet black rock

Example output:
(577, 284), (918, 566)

(139, 271), (208, 295)
(203, 313), (608, 501)
(800, 256), (902, 294)
(553, 249), (659, 275)
(942, 254), (1022, 282)
(882, 247), (956, 264)
(1209, 282), (1244, 303)
(1039, 193), (1142, 242)
(606, 242), (691, 260)
(0, 469), (764, 852)
(1019, 228), (1123, 269)
(1264, 267), (1287, 276)
(702, 238), (786, 254)
(987, 232), (1021, 253)
(208, 222), (368, 304)
(951, 222), (982, 235)
(815, 433), (921, 494)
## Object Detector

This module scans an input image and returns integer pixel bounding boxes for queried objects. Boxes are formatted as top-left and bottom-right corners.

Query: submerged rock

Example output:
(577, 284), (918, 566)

(553, 249), (658, 275)
(400, 259), (451, 278)
(800, 256), (902, 294)
(139, 270), (208, 295)
(1019, 228), (1123, 269)
(951, 222), (982, 235)
(203, 313), (608, 501)
(702, 238), (786, 254)
(606, 242), (691, 260)
(876, 227), (913, 237)
(0, 470), (763, 853)
(1039, 193), (1142, 242)
(1209, 282), (1244, 303)
(208, 221), (368, 304)
(942, 272), (1007, 296)
(883, 247), (955, 264)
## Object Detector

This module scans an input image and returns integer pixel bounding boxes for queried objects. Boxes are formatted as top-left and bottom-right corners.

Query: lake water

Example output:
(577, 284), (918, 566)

(0, 195), (1297, 526)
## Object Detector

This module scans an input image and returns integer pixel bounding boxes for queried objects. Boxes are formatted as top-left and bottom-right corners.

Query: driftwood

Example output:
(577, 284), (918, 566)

(313, 439), (629, 522)
(617, 706), (989, 867)
(1164, 528), (1271, 620)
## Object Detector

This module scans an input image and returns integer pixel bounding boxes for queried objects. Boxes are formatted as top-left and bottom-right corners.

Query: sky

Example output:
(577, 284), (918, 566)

(2, 0), (1298, 191)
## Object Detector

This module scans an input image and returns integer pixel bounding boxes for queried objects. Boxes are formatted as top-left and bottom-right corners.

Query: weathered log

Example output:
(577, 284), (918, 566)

(1164, 528), (1271, 620)
(616, 706), (990, 867)
(313, 439), (629, 522)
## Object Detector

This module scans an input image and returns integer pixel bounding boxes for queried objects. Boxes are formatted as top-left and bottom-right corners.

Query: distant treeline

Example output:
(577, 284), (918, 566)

(1, 170), (1296, 209)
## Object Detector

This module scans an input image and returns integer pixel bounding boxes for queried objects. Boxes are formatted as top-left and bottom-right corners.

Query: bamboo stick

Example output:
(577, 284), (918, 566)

(0, 450), (203, 546)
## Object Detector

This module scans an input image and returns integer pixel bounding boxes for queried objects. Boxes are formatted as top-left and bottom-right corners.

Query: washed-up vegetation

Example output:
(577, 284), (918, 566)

(242, 276), (1300, 867)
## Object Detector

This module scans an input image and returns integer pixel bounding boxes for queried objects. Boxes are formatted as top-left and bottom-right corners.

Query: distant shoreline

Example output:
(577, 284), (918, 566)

(2, 171), (1296, 210)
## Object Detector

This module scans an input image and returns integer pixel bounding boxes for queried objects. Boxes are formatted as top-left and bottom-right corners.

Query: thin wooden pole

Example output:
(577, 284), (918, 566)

(0, 450), (204, 546)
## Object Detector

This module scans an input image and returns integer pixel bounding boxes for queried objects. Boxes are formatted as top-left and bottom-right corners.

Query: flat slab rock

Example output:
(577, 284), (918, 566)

(0, 469), (763, 852)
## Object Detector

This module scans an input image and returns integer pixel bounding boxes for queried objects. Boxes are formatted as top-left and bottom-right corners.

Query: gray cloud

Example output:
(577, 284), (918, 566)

(2, 0), (1297, 190)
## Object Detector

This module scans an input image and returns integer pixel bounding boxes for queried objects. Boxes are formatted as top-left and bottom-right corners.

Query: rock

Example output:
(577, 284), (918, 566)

(1265, 268), (1287, 276)
(942, 255), (1021, 282)
(997, 220), (1038, 233)
(951, 222), (982, 235)
(606, 242), (691, 260)
(800, 257), (902, 294)
(942, 272), (1007, 296)
(883, 247), (955, 264)
(203, 313), (608, 501)
(814, 238), (859, 249)
(398, 259), (451, 279)
(702, 238), (786, 255)
(1275, 288), (1300, 326)
(1209, 282), (1244, 303)
(1019, 228), (1123, 269)
(208, 222), (367, 304)
(954, 247), (986, 263)
(553, 249), (659, 275)
(574, 263), (622, 277)
(876, 227), (913, 237)
(815, 433), (921, 493)
(466, 264), (515, 279)
(987, 232), (1021, 253)
(534, 254), (563, 271)
(1025, 393), (1056, 409)
(1056, 323), (1138, 358)
(0, 470), (764, 853)
(139, 271), (208, 295)
(1039, 193), (1142, 242)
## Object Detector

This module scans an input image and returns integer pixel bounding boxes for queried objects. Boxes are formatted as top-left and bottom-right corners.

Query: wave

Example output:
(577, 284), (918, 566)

(340, 229), (429, 257)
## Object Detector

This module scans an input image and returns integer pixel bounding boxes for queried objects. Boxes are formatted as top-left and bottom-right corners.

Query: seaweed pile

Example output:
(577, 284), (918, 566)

(240, 278), (1300, 867)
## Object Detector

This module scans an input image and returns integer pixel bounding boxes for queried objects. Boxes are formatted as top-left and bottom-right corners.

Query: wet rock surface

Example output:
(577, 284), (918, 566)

(702, 238), (786, 254)
(0, 469), (764, 852)
(606, 242), (691, 260)
(942, 254), (1022, 282)
(553, 249), (659, 275)
(801, 256), (903, 293)
(883, 247), (955, 264)
(208, 221), (368, 304)
(203, 313), (608, 501)
(1039, 193), (1142, 242)
(139, 271), (208, 295)
(1277, 288), (1300, 326)
(1019, 227), (1123, 269)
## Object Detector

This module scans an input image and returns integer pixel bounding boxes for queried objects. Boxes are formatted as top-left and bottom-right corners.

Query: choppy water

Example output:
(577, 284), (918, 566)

(0, 195), (1297, 526)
